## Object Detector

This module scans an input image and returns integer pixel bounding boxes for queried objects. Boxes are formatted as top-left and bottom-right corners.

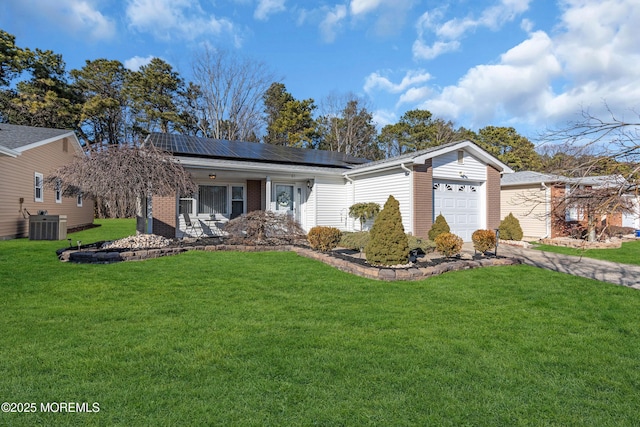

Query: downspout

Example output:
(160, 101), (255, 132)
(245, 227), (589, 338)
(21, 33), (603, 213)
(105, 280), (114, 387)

(401, 163), (413, 234)
(345, 174), (355, 231)
(541, 182), (550, 238)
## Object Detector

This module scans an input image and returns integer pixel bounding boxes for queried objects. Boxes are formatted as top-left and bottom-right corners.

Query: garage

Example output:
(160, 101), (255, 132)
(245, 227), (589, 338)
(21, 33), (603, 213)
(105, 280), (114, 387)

(433, 180), (481, 241)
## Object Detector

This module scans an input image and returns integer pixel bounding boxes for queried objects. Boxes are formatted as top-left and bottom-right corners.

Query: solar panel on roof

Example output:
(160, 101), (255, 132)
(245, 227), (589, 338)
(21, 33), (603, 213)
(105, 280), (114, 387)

(146, 133), (369, 168)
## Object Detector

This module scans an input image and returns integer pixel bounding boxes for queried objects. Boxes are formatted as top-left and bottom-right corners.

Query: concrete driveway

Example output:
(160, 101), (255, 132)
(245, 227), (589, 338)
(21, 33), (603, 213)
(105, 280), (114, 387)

(491, 243), (640, 290)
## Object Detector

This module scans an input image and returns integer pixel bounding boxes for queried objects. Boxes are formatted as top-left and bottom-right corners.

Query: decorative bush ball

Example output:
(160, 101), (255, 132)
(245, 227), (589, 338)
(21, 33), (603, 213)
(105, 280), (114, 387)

(472, 229), (497, 253)
(307, 226), (343, 252)
(499, 213), (524, 241)
(428, 214), (451, 240)
(365, 195), (409, 266)
(434, 232), (463, 258)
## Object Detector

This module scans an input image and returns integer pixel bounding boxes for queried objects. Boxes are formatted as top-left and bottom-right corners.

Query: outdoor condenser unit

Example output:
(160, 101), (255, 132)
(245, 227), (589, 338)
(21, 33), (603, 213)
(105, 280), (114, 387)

(29, 215), (67, 240)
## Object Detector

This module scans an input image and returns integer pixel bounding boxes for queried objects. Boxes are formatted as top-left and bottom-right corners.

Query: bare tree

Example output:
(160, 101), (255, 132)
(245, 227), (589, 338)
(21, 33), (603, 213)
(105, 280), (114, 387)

(46, 144), (196, 219)
(532, 103), (640, 241)
(317, 92), (378, 158)
(191, 47), (275, 141)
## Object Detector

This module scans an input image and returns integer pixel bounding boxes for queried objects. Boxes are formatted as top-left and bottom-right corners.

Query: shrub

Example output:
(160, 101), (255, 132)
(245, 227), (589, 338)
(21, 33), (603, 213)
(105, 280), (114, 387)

(408, 235), (436, 253)
(224, 210), (306, 245)
(340, 231), (370, 250)
(342, 232), (435, 254)
(434, 232), (463, 257)
(349, 202), (381, 231)
(307, 226), (342, 252)
(365, 195), (409, 266)
(499, 213), (524, 241)
(472, 229), (497, 253)
(428, 214), (450, 240)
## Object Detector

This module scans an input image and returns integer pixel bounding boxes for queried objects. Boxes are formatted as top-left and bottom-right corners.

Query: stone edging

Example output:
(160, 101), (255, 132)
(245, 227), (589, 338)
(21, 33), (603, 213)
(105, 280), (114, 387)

(58, 244), (522, 281)
(292, 247), (522, 281)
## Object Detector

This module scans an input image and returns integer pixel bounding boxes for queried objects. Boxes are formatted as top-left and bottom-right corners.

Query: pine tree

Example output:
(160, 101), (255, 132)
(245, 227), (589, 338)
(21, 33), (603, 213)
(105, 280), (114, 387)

(428, 214), (450, 240)
(365, 195), (409, 266)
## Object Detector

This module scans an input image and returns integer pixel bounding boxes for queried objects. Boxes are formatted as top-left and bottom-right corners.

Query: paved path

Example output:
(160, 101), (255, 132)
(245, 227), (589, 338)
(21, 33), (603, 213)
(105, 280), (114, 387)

(476, 243), (640, 290)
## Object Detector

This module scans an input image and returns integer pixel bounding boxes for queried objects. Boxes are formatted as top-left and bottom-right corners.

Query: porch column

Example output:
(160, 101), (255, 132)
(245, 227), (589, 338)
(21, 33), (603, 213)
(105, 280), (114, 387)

(265, 176), (272, 212)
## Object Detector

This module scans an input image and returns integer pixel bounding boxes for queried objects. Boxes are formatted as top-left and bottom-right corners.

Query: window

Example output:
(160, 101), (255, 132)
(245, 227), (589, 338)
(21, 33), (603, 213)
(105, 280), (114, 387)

(231, 186), (244, 219)
(55, 179), (62, 203)
(34, 172), (43, 202)
(198, 185), (228, 215)
(76, 192), (83, 207)
(179, 197), (194, 215)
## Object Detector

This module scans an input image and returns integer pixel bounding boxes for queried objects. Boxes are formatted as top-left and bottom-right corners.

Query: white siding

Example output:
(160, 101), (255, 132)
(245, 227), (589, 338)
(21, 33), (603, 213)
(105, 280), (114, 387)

(351, 170), (412, 233)
(314, 176), (349, 229)
(433, 150), (486, 181)
(501, 185), (549, 240)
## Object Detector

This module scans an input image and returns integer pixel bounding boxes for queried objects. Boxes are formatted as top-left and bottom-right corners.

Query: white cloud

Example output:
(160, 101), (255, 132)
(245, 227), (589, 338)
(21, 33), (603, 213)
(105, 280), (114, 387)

(397, 86), (432, 106)
(413, 0), (532, 60)
(364, 69), (432, 94)
(123, 55), (155, 71)
(319, 5), (348, 43)
(350, 0), (384, 16)
(408, 0), (640, 133)
(421, 31), (562, 126)
(254, 0), (286, 21)
(10, 0), (116, 40)
(126, 0), (241, 45)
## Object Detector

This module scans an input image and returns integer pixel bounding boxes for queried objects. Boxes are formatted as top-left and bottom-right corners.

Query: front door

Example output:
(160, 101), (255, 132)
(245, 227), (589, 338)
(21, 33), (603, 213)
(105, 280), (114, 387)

(275, 184), (294, 215)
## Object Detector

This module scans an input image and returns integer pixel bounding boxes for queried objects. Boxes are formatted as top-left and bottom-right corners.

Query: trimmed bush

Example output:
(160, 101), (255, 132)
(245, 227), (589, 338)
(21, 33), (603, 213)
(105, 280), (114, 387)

(307, 226), (342, 252)
(408, 235), (436, 254)
(434, 232), (463, 258)
(428, 214), (450, 240)
(365, 195), (409, 266)
(499, 213), (524, 241)
(340, 231), (370, 250)
(472, 229), (497, 253)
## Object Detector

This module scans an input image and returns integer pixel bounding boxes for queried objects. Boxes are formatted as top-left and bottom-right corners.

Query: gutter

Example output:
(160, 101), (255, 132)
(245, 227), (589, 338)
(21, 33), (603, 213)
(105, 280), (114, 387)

(400, 163), (412, 174)
(541, 181), (551, 239)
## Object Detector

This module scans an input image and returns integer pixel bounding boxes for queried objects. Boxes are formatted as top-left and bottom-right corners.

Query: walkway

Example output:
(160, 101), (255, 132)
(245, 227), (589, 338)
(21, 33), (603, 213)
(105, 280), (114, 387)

(479, 243), (640, 290)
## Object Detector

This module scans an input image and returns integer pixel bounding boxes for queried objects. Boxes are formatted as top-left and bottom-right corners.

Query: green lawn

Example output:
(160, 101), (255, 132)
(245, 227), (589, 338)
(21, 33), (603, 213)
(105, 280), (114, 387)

(532, 239), (640, 265)
(1, 220), (640, 426)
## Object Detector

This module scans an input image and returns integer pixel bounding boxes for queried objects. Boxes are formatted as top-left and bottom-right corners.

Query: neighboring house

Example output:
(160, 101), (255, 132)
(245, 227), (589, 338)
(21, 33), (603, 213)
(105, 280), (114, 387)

(0, 123), (94, 240)
(148, 134), (513, 242)
(501, 171), (639, 240)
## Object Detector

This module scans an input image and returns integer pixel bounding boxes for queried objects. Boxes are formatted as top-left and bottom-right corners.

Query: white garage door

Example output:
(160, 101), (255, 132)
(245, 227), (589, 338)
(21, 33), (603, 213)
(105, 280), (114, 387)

(433, 181), (480, 242)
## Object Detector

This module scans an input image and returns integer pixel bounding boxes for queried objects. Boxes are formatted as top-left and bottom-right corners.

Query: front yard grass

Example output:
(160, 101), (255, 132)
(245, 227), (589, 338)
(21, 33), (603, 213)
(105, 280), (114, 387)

(532, 239), (640, 265)
(1, 219), (639, 425)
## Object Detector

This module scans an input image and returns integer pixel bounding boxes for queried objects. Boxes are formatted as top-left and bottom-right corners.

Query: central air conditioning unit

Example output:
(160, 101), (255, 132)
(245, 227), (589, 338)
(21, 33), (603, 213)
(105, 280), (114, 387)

(29, 215), (68, 240)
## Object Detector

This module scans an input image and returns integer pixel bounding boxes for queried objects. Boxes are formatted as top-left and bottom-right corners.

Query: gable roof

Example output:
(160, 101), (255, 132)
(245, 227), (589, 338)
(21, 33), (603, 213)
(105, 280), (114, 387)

(0, 123), (77, 157)
(500, 171), (565, 186)
(145, 133), (370, 169)
(345, 140), (514, 176)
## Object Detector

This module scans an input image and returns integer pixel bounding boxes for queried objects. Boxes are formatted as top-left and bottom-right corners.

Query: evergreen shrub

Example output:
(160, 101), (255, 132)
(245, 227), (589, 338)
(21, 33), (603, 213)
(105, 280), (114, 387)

(428, 214), (450, 240)
(434, 232), (463, 257)
(472, 229), (497, 253)
(340, 231), (370, 250)
(365, 195), (409, 266)
(307, 226), (342, 252)
(499, 213), (524, 241)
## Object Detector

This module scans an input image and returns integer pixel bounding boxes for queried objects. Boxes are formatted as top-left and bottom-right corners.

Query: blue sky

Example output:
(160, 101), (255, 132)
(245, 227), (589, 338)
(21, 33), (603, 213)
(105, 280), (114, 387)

(1, 0), (638, 140)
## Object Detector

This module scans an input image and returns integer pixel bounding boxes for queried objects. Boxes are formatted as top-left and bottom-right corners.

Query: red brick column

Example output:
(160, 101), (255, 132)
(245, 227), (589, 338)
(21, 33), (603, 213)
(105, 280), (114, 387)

(152, 194), (177, 238)
(247, 180), (262, 212)
(413, 159), (433, 238)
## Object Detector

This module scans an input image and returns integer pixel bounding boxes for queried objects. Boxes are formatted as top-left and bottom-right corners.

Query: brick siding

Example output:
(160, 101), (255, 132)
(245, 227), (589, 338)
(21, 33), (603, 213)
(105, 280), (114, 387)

(152, 194), (177, 238)
(413, 159), (433, 238)
(247, 180), (262, 212)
